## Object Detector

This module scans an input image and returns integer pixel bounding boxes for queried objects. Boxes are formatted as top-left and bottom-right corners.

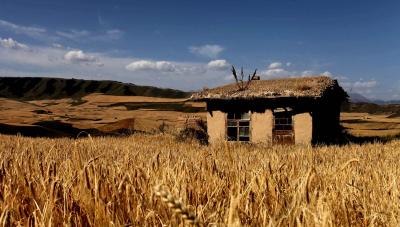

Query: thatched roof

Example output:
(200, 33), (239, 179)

(191, 76), (346, 101)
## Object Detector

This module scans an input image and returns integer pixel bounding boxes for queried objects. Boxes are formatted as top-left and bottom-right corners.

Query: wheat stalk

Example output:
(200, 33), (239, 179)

(339, 158), (360, 172)
(153, 185), (201, 226)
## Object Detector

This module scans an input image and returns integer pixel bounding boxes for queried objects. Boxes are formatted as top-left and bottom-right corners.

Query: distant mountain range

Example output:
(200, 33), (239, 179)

(0, 77), (190, 100)
(348, 92), (400, 105)
(0, 77), (398, 106)
(344, 92), (400, 117)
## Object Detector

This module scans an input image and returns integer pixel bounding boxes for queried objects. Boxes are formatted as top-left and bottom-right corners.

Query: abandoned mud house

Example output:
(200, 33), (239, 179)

(191, 76), (348, 145)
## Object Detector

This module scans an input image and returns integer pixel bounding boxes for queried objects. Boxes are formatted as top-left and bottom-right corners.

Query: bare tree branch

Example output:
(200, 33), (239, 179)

(231, 66), (241, 90)
(231, 65), (258, 91)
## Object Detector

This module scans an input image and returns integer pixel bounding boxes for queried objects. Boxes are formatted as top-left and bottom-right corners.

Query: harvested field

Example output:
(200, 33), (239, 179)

(341, 112), (400, 137)
(0, 94), (206, 137)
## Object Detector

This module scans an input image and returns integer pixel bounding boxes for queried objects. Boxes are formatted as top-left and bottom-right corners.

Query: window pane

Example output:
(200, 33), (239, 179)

(227, 120), (236, 127)
(241, 112), (250, 120)
(235, 113), (241, 119)
(239, 127), (249, 136)
(227, 127), (237, 141)
(274, 110), (293, 133)
(227, 112), (251, 141)
(239, 121), (249, 126)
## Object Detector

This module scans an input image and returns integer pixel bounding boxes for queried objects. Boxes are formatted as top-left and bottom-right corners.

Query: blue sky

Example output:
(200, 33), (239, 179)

(0, 0), (399, 99)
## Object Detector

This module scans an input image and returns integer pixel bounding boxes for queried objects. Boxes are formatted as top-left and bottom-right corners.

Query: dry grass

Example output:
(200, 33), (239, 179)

(191, 76), (343, 100)
(0, 134), (400, 226)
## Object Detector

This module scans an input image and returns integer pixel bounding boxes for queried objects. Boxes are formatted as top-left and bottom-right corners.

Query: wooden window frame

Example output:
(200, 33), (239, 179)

(226, 111), (251, 142)
(272, 110), (295, 144)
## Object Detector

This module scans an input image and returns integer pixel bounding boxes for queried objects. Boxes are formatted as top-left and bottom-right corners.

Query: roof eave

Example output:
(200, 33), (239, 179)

(190, 95), (323, 102)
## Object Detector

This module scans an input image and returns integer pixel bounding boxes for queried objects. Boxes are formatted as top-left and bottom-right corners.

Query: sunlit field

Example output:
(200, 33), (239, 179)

(0, 134), (399, 226)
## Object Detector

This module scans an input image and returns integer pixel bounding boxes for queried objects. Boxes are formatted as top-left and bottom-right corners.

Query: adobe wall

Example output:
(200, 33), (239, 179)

(207, 111), (226, 143)
(251, 110), (273, 143)
(294, 112), (312, 144)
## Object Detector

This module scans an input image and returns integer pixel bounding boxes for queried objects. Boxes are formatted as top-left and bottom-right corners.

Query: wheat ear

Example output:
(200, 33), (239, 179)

(154, 185), (200, 226)
(339, 158), (359, 172)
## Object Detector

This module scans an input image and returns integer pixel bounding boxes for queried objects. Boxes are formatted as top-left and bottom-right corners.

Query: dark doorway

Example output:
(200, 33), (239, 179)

(273, 110), (294, 144)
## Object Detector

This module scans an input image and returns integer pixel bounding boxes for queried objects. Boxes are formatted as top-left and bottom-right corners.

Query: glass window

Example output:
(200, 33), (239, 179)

(273, 111), (293, 131)
(227, 127), (238, 141)
(273, 110), (295, 144)
(239, 127), (249, 136)
(226, 111), (251, 141)
(227, 120), (237, 127)
(241, 112), (250, 120)
(239, 121), (249, 126)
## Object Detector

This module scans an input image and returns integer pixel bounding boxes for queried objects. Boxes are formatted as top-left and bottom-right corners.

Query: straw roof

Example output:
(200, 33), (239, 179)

(191, 76), (344, 101)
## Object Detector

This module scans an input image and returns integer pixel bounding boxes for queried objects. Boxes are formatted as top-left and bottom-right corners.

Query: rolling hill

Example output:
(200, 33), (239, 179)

(348, 92), (400, 105)
(344, 93), (400, 116)
(0, 77), (190, 100)
(348, 92), (371, 103)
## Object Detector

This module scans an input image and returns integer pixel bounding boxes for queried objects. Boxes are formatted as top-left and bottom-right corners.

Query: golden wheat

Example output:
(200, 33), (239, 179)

(154, 184), (200, 226)
(0, 134), (399, 226)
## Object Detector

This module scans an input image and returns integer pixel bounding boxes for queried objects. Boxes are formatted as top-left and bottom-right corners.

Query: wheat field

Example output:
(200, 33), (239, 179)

(0, 134), (399, 226)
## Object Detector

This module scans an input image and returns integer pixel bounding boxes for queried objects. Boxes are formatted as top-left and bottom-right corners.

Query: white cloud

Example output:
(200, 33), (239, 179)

(264, 62), (295, 77)
(0, 19), (46, 38)
(268, 62), (283, 69)
(0, 38), (29, 50)
(64, 50), (100, 65)
(125, 60), (176, 72)
(353, 80), (377, 88)
(321, 71), (332, 77)
(263, 68), (290, 77)
(105, 29), (124, 40)
(0, 40), (216, 88)
(52, 43), (63, 48)
(341, 80), (378, 90)
(340, 79), (378, 97)
(224, 74), (234, 81)
(189, 44), (224, 58)
(261, 65), (380, 98)
(301, 70), (337, 78)
(56, 30), (90, 40)
(125, 60), (212, 75)
(268, 62), (292, 69)
(56, 29), (124, 42)
(0, 19), (123, 45)
(262, 65), (335, 79)
(301, 70), (315, 77)
(334, 75), (349, 81)
(320, 71), (349, 82)
(1, 38), (382, 98)
(207, 59), (230, 70)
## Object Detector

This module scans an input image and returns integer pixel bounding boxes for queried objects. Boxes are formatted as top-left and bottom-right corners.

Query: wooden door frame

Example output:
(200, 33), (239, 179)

(272, 110), (295, 145)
